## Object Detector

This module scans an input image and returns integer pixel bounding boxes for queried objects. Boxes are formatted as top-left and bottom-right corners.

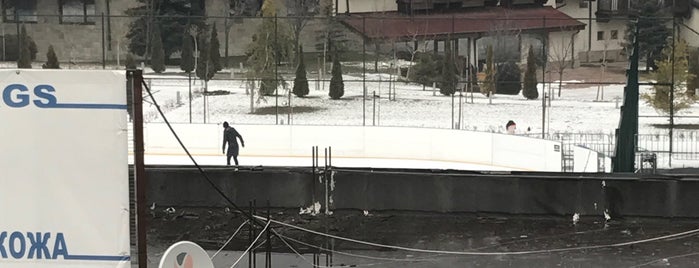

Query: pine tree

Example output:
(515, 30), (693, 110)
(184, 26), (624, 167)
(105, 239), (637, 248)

(180, 29), (194, 73)
(150, 25), (166, 73)
(626, 0), (671, 71)
(126, 0), (205, 60)
(195, 27), (215, 81)
(209, 23), (222, 72)
(439, 40), (457, 96)
(329, 49), (344, 99)
(293, 45), (309, 97)
(17, 25), (31, 69)
(125, 53), (137, 69)
(410, 52), (440, 87)
(481, 45), (496, 97)
(42, 45), (60, 69)
(316, 0), (348, 57)
(522, 46), (539, 100)
(642, 38), (696, 114)
(245, 0), (292, 96)
(495, 61), (522, 95)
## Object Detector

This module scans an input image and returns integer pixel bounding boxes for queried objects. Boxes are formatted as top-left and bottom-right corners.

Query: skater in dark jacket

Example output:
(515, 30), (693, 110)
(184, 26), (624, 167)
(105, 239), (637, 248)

(222, 121), (245, 166)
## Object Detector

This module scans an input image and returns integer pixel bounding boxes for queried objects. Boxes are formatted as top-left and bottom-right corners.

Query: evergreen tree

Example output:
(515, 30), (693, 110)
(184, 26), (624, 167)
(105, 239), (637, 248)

(481, 45), (496, 97)
(642, 38), (696, 114)
(439, 40), (457, 96)
(209, 23), (222, 72)
(329, 49), (344, 99)
(410, 52), (441, 87)
(180, 29), (194, 73)
(245, 0), (292, 96)
(688, 48), (699, 97)
(195, 27), (215, 81)
(126, 0), (205, 60)
(0, 34), (37, 61)
(42, 45), (60, 69)
(150, 25), (166, 73)
(316, 0), (348, 69)
(293, 45), (310, 97)
(495, 61), (522, 95)
(125, 53), (137, 69)
(17, 25), (31, 69)
(522, 46), (539, 100)
(625, 0), (671, 71)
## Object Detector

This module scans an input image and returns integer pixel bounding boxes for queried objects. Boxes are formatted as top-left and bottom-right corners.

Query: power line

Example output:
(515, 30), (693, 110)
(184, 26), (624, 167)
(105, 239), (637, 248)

(211, 220), (249, 260)
(256, 215), (699, 256)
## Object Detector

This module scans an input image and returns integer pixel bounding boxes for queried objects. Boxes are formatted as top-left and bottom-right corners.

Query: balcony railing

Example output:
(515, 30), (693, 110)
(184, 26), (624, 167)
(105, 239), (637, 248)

(596, 0), (630, 16)
(597, 0), (690, 19)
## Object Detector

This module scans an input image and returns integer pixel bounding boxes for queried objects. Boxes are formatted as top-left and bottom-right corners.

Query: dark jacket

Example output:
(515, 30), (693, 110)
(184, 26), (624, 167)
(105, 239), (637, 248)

(223, 127), (244, 156)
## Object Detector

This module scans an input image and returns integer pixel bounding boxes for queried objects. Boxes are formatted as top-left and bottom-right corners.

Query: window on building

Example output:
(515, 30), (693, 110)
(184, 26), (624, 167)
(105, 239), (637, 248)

(610, 30), (618, 40)
(597, 31), (605, 41)
(285, 0), (319, 16)
(2, 0), (37, 23)
(60, 0), (96, 24)
(230, 0), (263, 16)
(579, 0), (588, 8)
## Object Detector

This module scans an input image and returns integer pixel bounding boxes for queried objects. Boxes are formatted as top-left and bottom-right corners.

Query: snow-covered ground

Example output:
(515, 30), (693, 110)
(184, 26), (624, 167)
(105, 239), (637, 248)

(142, 70), (699, 135)
(134, 66), (699, 169)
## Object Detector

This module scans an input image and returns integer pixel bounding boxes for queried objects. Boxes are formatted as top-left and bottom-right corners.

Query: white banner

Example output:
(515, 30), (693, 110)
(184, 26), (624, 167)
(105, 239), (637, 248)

(0, 70), (130, 267)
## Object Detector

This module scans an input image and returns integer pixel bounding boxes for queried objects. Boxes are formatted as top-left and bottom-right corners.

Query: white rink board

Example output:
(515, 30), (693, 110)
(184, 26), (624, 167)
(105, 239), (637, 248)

(141, 123), (563, 171)
(0, 70), (129, 267)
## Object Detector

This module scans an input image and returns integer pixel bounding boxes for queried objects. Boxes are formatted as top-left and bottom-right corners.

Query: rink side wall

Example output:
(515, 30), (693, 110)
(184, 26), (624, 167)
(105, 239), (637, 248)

(141, 123), (564, 172)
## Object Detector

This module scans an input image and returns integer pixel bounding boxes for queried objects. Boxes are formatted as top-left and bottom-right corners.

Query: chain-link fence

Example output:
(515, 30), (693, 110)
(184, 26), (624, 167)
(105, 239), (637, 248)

(3, 9), (699, 165)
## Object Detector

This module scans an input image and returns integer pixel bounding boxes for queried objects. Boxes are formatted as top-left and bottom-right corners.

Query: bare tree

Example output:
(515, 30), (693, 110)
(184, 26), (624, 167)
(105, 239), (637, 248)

(486, 15), (522, 64)
(403, 21), (433, 80)
(547, 31), (574, 98)
(596, 39), (610, 101)
(286, 0), (319, 63)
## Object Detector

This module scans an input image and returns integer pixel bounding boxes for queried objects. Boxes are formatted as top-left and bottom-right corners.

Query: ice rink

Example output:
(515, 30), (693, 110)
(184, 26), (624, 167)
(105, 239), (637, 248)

(130, 153), (516, 171)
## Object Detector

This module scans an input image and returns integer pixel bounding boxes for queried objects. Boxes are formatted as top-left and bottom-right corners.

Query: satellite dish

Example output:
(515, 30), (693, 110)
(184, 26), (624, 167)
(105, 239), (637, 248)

(159, 241), (214, 268)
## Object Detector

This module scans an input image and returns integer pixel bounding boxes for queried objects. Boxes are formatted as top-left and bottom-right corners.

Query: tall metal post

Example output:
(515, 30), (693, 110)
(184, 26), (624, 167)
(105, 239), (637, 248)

(266, 200), (271, 268)
(451, 93), (455, 129)
(252, 200), (257, 268)
(106, 0), (112, 51)
(612, 23), (640, 172)
(188, 72), (192, 123)
(275, 15), (279, 124)
(248, 201), (253, 268)
(15, 13), (19, 58)
(670, 18), (676, 167)
(542, 17), (547, 139)
(588, 0), (592, 62)
(129, 70), (147, 268)
(224, 16), (229, 68)
(362, 17), (366, 126)
(101, 13), (106, 69)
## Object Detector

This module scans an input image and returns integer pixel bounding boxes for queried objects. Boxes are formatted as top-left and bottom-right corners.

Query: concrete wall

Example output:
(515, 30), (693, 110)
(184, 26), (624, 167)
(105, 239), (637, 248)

(142, 123), (564, 171)
(143, 165), (699, 218)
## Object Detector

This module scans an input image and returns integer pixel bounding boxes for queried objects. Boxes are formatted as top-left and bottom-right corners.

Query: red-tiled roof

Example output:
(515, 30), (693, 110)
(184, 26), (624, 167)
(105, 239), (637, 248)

(341, 6), (586, 40)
